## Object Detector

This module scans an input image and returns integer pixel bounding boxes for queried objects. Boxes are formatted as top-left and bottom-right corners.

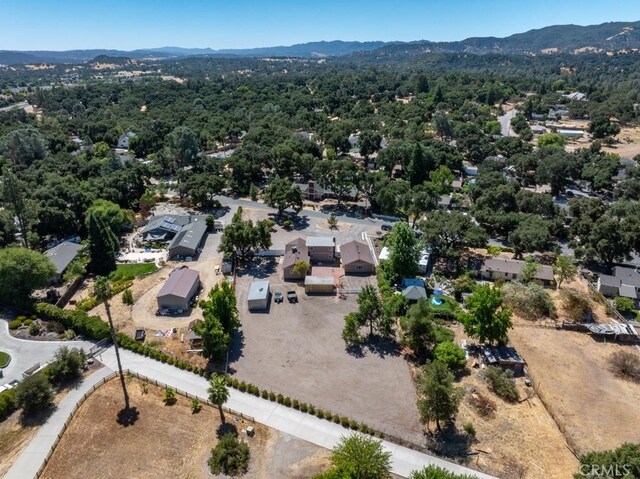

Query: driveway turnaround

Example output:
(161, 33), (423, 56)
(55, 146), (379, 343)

(4, 366), (114, 479)
(0, 321), (94, 384)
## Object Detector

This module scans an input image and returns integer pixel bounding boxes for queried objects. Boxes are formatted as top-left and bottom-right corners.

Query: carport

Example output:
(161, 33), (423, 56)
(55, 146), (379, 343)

(304, 276), (335, 294)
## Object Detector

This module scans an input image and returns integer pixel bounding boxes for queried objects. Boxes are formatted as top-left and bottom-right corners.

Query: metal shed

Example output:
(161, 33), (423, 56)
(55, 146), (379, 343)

(156, 267), (201, 311)
(247, 280), (270, 311)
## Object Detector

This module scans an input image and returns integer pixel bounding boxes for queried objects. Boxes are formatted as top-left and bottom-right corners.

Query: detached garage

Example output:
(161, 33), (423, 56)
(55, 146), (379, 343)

(157, 267), (201, 312)
(304, 276), (334, 294)
(248, 280), (270, 311)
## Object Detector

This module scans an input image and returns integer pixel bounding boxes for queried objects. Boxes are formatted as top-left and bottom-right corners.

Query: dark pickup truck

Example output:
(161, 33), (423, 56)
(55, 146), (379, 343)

(287, 291), (298, 303)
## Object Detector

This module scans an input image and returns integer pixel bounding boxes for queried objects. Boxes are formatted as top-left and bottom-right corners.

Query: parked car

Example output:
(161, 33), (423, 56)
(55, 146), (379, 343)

(287, 291), (298, 303)
(381, 223), (392, 231)
(274, 292), (283, 303)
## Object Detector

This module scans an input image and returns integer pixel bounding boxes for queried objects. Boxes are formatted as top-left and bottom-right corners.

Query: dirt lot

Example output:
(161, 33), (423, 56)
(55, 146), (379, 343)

(40, 377), (331, 479)
(450, 324), (578, 479)
(602, 125), (640, 159)
(230, 259), (422, 442)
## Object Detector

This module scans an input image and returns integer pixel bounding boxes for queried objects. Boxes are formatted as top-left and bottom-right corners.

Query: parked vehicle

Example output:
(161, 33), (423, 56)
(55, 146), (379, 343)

(381, 224), (392, 231)
(274, 292), (283, 303)
(287, 291), (298, 303)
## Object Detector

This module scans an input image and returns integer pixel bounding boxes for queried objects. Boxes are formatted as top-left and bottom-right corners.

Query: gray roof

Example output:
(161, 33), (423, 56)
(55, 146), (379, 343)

(598, 274), (621, 288)
(283, 238), (309, 269)
(483, 346), (525, 365)
(481, 258), (555, 282)
(613, 266), (640, 287)
(340, 240), (374, 266)
(306, 236), (335, 248)
(402, 285), (427, 300)
(248, 280), (270, 301)
(619, 284), (638, 299)
(141, 215), (190, 235)
(169, 219), (208, 254)
(157, 267), (200, 299)
(45, 241), (83, 275)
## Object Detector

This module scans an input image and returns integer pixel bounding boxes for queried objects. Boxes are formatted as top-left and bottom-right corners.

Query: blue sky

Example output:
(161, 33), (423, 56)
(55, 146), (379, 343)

(3, 0), (640, 51)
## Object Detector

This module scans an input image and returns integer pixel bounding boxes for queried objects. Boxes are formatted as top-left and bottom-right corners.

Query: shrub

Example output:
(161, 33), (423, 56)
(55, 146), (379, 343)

(268, 391), (276, 402)
(163, 387), (176, 405)
(276, 393), (284, 404)
(47, 347), (86, 385)
(0, 389), (18, 419)
(349, 419), (359, 430)
(609, 351), (640, 383)
(340, 416), (350, 428)
(28, 322), (41, 336)
(238, 382), (247, 392)
(300, 403), (308, 413)
(8, 319), (21, 330)
(463, 422), (476, 437)
(283, 396), (292, 407)
(502, 281), (557, 320)
(292, 399), (300, 410)
(76, 296), (99, 312)
(122, 288), (134, 305)
(308, 404), (316, 415)
(16, 315), (27, 322)
(332, 413), (341, 424)
(315, 408), (324, 419)
(261, 390), (268, 399)
(484, 366), (519, 402)
(16, 374), (53, 415)
(615, 296), (636, 315)
(560, 289), (592, 322)
(208, 432), (250, 475)
(23, 319), (33, 326)
(191, 398), (201, 414)
(433, 341), (467, 372)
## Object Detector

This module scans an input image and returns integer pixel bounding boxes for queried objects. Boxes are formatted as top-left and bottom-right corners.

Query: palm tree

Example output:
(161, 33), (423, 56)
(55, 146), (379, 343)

(208, 374), (230, 424)
(94, 276), (130, 411)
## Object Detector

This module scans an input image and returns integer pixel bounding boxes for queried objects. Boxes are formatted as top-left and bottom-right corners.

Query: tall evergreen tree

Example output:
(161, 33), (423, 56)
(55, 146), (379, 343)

(87, 211), (118, 275)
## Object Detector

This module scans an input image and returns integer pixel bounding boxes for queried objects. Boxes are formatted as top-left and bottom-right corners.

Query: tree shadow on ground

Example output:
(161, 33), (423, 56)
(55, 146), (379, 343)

(117, 406), (140, 426)
(226, 329), (246, 372)
(20, 405), (57, 427)
(216, 422), (238, 438)
(236, 258), (277, 279)
(425, 423), (473, 459)
(344, 344), (365, 358)
(344, 335), (401, 359)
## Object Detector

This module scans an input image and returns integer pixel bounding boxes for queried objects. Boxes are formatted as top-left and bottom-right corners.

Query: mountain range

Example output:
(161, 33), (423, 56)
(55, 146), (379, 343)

(1, 20), (640, 65)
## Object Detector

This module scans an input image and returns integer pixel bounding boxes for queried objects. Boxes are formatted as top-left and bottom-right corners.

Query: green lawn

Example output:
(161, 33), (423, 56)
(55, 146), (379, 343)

(110, 263), (158, 282)
(427, 294), (459, 316)
(0, 351), (10, 368)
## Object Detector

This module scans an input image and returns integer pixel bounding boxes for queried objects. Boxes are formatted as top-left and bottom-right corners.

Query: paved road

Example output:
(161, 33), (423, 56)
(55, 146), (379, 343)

(5, 366), (114, 479)
(498, 108), (518, 137)
(217, 195), (388, 229)
(96, 347), (496, 479)
(0, 321), (94, 384)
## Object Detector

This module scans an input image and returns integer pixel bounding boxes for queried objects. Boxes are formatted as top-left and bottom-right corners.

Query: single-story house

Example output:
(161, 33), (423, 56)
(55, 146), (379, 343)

(438, 195), (452, 209)
(482, 346), (526, 376)
(478, 258), (555, 286)
(248, 280), (270, 311)
(283, 238), (310, 280)
(557, 129), (584, 139)
(451, 178), (463, 191)
(156, 267), (201, 312)
(294, 180), (358, 202)
(306, 236), (335, 263)
(304, 276), (335, 294)
(141, 215), (192, 242)
(563, 91), (587, 102)
(402, 285), (427, 302)
(45, 241), (84, 283)
(597, 267), (640, 304)
(340, 240), (375, 274)
(168, 219), (208, 259)
(117, 131), (136, 149)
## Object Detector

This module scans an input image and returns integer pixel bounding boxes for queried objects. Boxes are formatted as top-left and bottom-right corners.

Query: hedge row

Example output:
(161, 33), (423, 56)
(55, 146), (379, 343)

(34, 303), (110, 340)
(116, 333), (383, 439)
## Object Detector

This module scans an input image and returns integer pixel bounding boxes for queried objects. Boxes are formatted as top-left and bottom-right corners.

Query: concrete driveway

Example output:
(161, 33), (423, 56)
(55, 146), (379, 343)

(0, 320), (94, 385)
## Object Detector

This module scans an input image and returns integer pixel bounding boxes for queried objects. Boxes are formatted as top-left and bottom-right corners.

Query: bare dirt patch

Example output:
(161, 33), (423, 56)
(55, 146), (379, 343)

(450, 324), (578, 479)
(39, 377), (330, 479)
(0, 411), (38, 478)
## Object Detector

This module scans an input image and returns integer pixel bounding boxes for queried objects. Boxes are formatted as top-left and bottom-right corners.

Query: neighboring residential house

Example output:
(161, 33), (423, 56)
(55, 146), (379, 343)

(438, 195), (452, 209)
(563, 92), (587, 102)
(306, 237), (336, 263)
(557, 129), (584, 139)
(478, 257), (555, 286)
(283, 238), (310, 280)
(531, 113), (546, 121)
(531, 125), (548, 135)
(141, 215), (191, 242)
(248, 280), (270, 311)
(348, 134), (359, 149)
(597, 267), (640, 304)
(45, 241), (84, 283)
(402, 278), (425, 288)
(168, 219), (208, 259)
(156, 267), (201, 312)
(451, 178), (463, 191)
(482, 346), (526, 376)
(464, 163), (478, 177)
(117, 131), (136, 149)
(340, 240), (375, 274)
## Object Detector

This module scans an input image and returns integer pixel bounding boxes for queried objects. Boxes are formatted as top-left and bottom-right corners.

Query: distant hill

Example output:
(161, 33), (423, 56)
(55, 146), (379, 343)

(1, 20), (640, 65)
